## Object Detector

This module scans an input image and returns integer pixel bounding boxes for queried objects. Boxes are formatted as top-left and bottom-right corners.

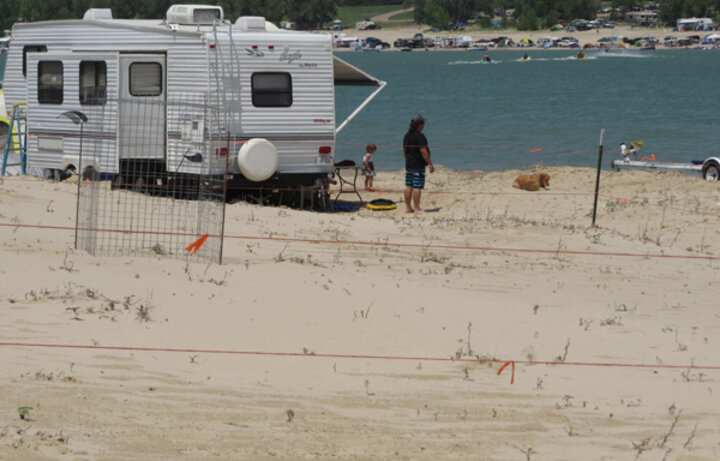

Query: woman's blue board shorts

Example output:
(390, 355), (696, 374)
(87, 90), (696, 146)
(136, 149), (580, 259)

(405, 168), (425, 189)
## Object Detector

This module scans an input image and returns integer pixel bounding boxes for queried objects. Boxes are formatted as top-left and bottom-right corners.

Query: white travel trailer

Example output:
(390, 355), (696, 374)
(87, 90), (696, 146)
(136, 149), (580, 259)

(3, 5), (385, 191)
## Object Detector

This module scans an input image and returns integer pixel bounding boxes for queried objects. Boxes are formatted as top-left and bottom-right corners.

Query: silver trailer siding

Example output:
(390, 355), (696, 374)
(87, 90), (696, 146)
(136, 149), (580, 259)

(5, 19), (337, 180)
(209, 31), (335, 175)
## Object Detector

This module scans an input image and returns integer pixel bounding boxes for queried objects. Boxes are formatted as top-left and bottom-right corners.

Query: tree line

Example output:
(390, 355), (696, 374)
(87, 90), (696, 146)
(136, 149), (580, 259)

(412, 0), (720, 30)
(0, 0), (338, 32)
(1, 0), (718, 33)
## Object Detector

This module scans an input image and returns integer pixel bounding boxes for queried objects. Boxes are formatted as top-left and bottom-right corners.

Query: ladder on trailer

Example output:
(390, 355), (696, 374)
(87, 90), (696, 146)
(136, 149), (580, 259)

(1, 102), (28, 176)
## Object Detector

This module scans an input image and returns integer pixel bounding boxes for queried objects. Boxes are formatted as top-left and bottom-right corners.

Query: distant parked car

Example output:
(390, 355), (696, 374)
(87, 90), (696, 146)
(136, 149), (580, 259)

(558, 38), (579, 47)
(663, 36), (678, 46)
(365, 37), (390, 49)
(574, 22), (592, 31)
(394, 33), (430, 49)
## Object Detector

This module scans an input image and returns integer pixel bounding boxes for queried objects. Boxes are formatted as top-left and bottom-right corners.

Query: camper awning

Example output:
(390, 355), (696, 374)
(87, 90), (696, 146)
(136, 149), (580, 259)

(333, 55), (387, 134)
(333, 56), (382, 86)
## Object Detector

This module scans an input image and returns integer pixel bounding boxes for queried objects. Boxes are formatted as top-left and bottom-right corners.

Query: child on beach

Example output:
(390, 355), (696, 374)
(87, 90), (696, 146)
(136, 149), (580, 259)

(362, 143), (377, 191)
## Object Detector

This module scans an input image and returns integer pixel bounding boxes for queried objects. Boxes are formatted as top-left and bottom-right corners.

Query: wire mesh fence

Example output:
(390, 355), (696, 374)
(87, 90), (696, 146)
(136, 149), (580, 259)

(76, 94), (226, 263)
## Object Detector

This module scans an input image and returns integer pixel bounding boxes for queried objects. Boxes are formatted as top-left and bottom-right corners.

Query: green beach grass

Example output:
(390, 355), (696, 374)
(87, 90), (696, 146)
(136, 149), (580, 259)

(336, 5), (405, 29)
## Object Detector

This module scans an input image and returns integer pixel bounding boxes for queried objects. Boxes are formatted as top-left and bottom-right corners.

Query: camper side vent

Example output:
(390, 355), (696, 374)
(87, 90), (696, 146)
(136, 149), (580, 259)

(166, 4), (223, 25)
(83, 9), (113, 20)
(235, 16), (267, 31)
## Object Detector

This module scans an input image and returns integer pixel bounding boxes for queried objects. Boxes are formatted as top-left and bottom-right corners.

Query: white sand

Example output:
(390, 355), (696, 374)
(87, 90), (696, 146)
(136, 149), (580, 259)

(1, 166), (719, 459)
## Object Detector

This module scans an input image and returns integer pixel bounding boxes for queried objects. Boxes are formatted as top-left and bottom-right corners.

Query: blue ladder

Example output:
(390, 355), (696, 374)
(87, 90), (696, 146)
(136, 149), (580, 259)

(1, 102), (27, 176)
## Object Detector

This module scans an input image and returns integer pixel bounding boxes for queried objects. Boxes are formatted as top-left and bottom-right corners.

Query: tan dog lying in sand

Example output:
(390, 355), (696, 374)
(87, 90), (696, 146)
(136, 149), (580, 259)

(513, 173), (550, 191)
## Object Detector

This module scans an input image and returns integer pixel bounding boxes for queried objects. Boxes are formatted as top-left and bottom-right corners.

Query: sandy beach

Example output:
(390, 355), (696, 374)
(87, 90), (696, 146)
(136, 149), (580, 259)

(341, 23), (712, 49)
(1, 165), (719, 459)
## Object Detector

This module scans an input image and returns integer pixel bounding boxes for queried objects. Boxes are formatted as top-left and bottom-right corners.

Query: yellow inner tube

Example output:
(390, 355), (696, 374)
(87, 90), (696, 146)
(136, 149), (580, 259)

(366, 200), (397, 211)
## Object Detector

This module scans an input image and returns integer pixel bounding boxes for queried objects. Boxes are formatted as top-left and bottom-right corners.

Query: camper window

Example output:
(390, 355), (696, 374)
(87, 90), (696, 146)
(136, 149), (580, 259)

(251, 72), (292, 107)
(23, 45), (47, 76)
(80, 61), (107, 105)
(37, 61), (63, 104)
(129, 62), (162, 97)
(193, 8), (222, 23)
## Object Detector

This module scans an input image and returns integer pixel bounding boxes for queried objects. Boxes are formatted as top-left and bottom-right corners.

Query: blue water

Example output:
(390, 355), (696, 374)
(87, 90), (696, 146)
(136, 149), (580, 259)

(335, 49), (720, 171)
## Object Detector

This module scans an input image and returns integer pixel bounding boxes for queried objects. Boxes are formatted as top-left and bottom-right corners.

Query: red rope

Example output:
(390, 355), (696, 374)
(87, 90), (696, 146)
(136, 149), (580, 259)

(2, 222), (718, 261)
(1, 342), (718, 371)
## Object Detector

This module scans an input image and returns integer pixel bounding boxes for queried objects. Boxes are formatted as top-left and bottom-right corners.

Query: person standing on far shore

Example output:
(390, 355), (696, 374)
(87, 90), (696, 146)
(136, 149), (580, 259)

(403, 114), (434, 214)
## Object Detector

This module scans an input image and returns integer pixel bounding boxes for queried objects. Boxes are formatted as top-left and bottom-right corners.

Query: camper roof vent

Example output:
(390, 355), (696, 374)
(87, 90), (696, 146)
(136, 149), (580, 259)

(235, 16), (267, 31)
(83, 8), (113, 20)
(166, 4), (223, 25)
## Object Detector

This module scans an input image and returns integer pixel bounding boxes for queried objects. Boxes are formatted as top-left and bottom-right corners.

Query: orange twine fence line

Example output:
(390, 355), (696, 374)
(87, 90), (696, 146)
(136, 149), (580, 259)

(1, 342), (718, 385)
(2, 222), (719, 262)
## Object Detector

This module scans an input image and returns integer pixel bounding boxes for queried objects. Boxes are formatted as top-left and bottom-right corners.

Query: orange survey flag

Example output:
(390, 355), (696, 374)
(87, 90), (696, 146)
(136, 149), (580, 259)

(185, 233), (209, 254)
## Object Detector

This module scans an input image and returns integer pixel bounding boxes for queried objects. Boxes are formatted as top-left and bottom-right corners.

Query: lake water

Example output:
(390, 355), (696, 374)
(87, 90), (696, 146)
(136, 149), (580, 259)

(335, 49), (720, 172)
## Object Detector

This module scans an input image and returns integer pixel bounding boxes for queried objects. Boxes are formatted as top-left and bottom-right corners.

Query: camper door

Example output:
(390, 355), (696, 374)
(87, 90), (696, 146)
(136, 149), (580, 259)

(26, 52), (119, 174)
(118, 54), (166, 161)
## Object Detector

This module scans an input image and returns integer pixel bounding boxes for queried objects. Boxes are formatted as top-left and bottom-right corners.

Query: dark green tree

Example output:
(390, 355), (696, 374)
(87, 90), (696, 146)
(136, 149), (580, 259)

(515, 8), (539, 29)
(285, 0), (338, 28)
(422, 0), (452, 26)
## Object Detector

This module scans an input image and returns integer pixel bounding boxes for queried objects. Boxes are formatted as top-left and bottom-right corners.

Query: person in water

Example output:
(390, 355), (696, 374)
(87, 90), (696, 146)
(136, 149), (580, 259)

(483, 54), (491, 62)
(523, 52), (528, 59)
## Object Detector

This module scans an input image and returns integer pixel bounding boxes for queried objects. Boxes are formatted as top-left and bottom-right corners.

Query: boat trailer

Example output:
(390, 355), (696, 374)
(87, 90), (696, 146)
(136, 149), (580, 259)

(610, 143), (720, 181)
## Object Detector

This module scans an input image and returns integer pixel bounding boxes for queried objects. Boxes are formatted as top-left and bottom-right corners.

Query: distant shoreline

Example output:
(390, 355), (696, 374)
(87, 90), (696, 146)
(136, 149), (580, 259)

(332, 24), (718, 51)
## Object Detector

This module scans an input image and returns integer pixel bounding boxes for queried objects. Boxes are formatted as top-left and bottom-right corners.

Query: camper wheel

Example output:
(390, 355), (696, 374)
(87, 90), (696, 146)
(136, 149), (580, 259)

(185, 179), (200, 200)
(133, 176), (148, 193)
(83, 166), (100, 181)
(176, 176), (199, 200)
(112, 174), (126, 190)
(703, 163), (719, 181)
